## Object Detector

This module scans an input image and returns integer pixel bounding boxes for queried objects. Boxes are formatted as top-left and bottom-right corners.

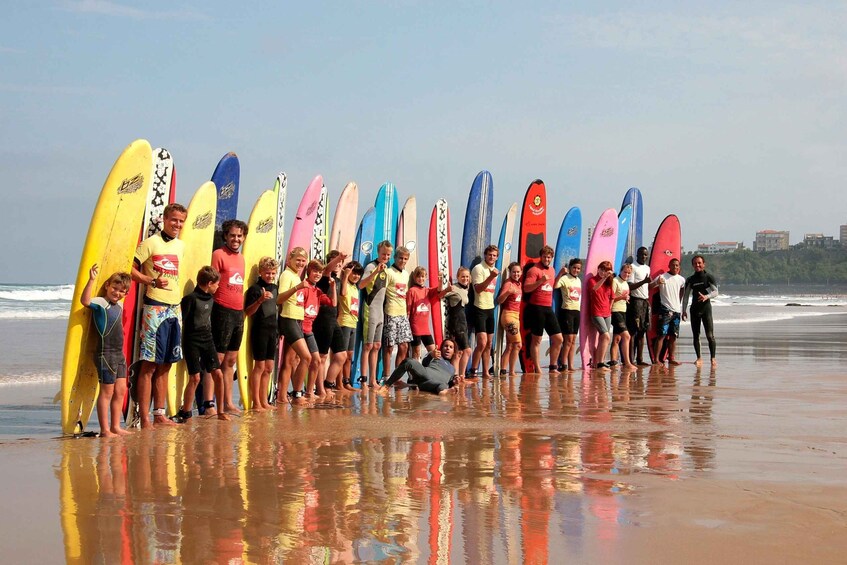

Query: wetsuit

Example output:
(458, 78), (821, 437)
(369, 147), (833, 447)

(382, 353), (456, 394)
(682, 271), (718, 360)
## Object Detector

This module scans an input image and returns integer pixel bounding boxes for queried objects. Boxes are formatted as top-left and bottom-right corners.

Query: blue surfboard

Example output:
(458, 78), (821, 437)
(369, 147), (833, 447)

(491, 203), (517, 373)
(552, 207), (582, 314)
(620, 187), (643, 265)
(210, 152), (240, 249)
(460, 170), (494, 270)
(351, 207), (376, 386)
(615, 204), (633, 272)
(374, 182), (399, 248)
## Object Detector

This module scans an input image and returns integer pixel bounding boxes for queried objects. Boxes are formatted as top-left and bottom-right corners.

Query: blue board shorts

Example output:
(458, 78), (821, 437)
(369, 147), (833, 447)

(140, 303), (183, 364)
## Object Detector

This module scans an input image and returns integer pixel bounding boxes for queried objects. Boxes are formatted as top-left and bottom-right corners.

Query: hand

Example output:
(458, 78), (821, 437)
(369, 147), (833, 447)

(540, 274), (549, 282)
(88, 264), (99, 280)
(432, 349), (442, 359)
(262, 290), (272, 302)
(329, 278), (337, 289)
(376, 263), (386, 273)
(491, 268), (499, 276)
(155, 277), (169, 289)
(558, 267), (567, 276)
(697, 294), (708, 302)
(342, 266), (352, 277)
(682, 312), (688, 322)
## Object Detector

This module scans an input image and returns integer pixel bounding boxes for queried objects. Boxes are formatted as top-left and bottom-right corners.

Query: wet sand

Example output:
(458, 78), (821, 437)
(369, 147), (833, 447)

(1, 314), (846, 563)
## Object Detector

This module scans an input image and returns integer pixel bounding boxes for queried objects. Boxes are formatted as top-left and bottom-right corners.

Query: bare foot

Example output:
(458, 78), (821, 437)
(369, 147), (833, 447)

(111, 427), (132, 436)
(153, 415), (176, 427)
(217, 413), (231, 421)
(99, 430), (116, 438)
(205, 406), (218, 416)
(669, 359), (681, 366)
(253, 406), (267, 413)
(625, 363), (638, 370)
(711, 358), (718, 368)
(695, 358), (703, 367)
(224, 404), (241, 414)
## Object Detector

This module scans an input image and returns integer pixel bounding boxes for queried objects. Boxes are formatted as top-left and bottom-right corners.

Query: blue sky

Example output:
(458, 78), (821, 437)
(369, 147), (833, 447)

(1, 1), (844, 283)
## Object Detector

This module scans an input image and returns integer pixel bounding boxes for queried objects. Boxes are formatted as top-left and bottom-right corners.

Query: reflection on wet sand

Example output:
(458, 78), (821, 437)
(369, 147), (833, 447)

(58, 367), (718, 563)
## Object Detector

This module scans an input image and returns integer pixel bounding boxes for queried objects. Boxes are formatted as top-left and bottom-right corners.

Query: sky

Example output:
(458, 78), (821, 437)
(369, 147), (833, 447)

(1, 1), (844, 283)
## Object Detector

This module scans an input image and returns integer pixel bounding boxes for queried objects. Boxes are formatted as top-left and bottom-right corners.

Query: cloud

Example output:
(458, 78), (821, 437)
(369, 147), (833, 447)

(58, 0), (207, 21)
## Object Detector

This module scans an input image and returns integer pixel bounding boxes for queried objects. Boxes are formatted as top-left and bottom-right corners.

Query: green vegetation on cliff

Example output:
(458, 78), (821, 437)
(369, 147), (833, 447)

(680, 247), (847, 285)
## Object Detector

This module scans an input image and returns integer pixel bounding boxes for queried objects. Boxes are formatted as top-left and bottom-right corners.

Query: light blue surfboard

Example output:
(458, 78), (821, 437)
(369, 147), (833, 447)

(351, 207), (376, 386)
(553, 207), (582, 314)
(615, 204), (633, 272)
(374, 182), (399, 248)
(620, 187), (643, 265)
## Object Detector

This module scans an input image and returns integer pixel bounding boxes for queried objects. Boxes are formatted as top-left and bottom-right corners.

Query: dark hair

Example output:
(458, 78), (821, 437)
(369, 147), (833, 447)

(221, 219), (248, 237)
(568, 258), (582, 268)
(345, 261), (365, 276)
(507, 261), (521, 272)
(691, 254), (705, 266)
(327, 249), (342, 262)
(484, 244), (499, 255)
(540, 245), (554, 257)
(197, 266), (220, 286)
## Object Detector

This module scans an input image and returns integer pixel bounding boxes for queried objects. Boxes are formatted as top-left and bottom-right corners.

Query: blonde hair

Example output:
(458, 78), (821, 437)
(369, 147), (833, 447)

(287, 247), (307, 263)
(105, 272), (131, 291)
(258, 256), (279, 272)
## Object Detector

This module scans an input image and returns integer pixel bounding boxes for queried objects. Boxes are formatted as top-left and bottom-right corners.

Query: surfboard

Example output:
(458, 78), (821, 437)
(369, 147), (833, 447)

(552, 206), (582, 316)
(351, 207), (376, 384)
(492, 202), (518, 374)
(287, 175), (323, 258)
(310, 182), (329, 261)
(61, 139), (152, 435)
(647, 214), (682, 363)
(460, 171), (494, 270)
(374, 182), (399, 247)
(236, 190), (278, 410)
(579, 208), (619, 370)
(517, 180), (547, 374)
(122, 147), (175, 423)
(275, 173), (288, 265)
(614, 204), (633, 272)
(329, 182), (359, 258)
(397, 196), (418, 271)
(170, 182), (217, 415)
(211, 152), (240, 249)
(429, 199), (452, 344)
(620, 187), (643, 266)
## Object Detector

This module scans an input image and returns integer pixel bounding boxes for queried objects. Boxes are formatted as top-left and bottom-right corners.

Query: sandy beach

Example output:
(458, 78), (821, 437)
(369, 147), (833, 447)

(0, 313), (845, 563)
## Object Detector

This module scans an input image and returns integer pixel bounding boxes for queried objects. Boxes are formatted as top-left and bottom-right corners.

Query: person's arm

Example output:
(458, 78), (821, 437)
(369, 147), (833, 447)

(80, 264), (98, 307)
(473, 267), (499, 294)
(592, 274), (609, 292)
(244, 287), (266, 317)
(339, 268), (351, 296)
(438, 282), (453, 299)
(277, 279), (306, 305)
(323, 253), (347, 276)
(681, 281), (692, 320)
(357, 263), (384, 289)
(522, 268), (545, 293)
(554, 267), (568, 285)
(497, 281), (513, 304)
(328, 279), (338, 307)
(702, 274), (719, 301)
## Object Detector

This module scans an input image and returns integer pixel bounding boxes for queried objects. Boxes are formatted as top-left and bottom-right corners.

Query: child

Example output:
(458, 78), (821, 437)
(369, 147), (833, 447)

(610, 263), (636, 370)
(313, 250), (348, 394)
(587, 260), (615, 370)
(442, 267), (473, 378)
(328, 260), (363, 391)
(277, 247), (310, 404)
(244, 257), (279, 411)
(302, 259), (337, 401)
(406, 266), (443, 360)
(80, 264), (132, 437)
(178, 266), (229, 420)
(497, 262), (523, 376)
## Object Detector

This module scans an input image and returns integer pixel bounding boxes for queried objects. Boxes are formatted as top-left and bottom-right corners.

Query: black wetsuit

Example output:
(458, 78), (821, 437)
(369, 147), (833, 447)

(683, 271), (718, 360)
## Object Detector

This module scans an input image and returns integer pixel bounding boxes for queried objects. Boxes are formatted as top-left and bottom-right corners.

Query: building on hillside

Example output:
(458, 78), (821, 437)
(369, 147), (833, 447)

(696, 241), (742, 254)
(840, 224), (847, 248)
(754, 230), (789, 252)
(801, 233), (837, 249)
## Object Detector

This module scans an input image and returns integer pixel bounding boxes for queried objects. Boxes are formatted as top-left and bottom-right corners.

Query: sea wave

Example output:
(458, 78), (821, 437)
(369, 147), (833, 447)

(0, 284), (74, 302)
(0, 372), (62, 386)
(714, 310), (844, 325)
(0, 310), (69, 320)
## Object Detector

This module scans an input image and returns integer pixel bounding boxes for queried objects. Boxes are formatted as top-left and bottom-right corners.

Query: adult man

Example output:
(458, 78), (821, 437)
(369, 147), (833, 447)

(523, 245), (564, 373)
(470, 245), (499, 377)
(382, 246), (412, 379)
(626, 247), (652, 365)
(554, 258), (582, 371)
(682, 255), (719, 367)
(653, 258), (686, 365)
(131, 203), (187, 429)
(210, 219), (247, 414)
(376, 339), (462, 396)
(358, 240), (392, 388)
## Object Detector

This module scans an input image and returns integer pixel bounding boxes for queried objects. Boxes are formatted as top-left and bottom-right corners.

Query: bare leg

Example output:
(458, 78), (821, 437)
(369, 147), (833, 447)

(548, 333), (563, 373)
(97, 383), (115, 437)
(152, 363), (175, 427)
(111, 379), (130, 435)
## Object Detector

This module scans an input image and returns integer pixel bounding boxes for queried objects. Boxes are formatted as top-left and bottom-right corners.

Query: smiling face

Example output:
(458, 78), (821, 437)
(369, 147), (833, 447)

(619, 264), (632, 279)
(539, 251), (553, 268)
(637, 247), (649, 264)
(289, 253), (307, 273)
(394, 252), (409, 270)
(569, 262), (582, 277)
(415, 271), (427, 286)
(104, 282), (128, 304)
(260, 268), (277, 284)
(162, 210), (186, 238)
(457, 269), (470, 286)
(484, 249), (498, 267)
(509, 265), (522, 281)
(692, 256), (706, 272)
(668, 259), (680, 275)
(224, 226), (245, 253)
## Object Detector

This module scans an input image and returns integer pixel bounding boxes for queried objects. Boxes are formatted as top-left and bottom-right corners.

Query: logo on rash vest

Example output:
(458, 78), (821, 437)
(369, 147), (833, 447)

(152, 255), (179, 278)
(257, 217), (274, 233)
(395, 283), (407, 298)
(486, 279), (496, 292)
(117, 174), (145, 195)
(229, 273), (244, 287)
(296, 291), (305, 305)
(194, 212), (213, 230)
(415, 302), (430, 313)
(569, 287), (581, 301)
(305, 304), (319, 318)
(220, 182), (235, 200)
(351, 297), (360, 317)
(600, 226), (614, 238)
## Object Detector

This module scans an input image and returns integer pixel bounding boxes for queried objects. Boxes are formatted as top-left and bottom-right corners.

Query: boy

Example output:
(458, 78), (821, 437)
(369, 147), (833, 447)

(358, 240), (392, 387)
(178, 266), (229, 421)
(244, 257), (279, 411)
(654, 258), (686, 365)
(382, 246), (413, 378)
(328, 260), (363, 391)
(470, 245), (500, 378)
(80, 264), (132, 437)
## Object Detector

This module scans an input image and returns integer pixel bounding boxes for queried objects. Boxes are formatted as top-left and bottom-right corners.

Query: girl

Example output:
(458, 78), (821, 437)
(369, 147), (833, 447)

(329, 261), (364, 391)
(610, 263), (636, 370)
(443, 267), (473, 378)
(497, 262), (523, 376)
(587, 260), (615, 370)
(406, 266), (443, 360)
(303, 259), (336, 401)
(276, 247), (310, 404)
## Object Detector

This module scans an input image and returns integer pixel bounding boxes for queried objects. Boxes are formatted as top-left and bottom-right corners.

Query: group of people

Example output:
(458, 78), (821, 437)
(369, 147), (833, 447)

(81, 202), (718, 436)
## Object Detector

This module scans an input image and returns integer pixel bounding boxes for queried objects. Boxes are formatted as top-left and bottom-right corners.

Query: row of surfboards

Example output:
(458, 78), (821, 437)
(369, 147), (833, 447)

(60, 140), (681, 435)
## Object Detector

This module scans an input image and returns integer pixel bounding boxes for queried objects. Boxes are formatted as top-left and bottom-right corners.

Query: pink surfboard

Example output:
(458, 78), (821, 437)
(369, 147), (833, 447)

(287, 175), (324, 258)
(647, 214), (682, 363)
(329, 181), (359, 258)
(579, 208), (619, 370)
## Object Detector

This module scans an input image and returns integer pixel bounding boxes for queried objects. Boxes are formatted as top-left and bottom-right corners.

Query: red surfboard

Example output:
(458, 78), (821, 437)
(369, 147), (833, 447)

(518, 180), (547, 373)
(646, 214), (681, 363)
(429, 199), (452, 344)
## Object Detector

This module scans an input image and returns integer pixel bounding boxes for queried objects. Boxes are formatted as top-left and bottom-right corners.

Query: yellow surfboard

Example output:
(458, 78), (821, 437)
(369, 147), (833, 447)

(236, 189), (277, 410)
(168, 182), (217, 415)
(61, 140), (152, 435)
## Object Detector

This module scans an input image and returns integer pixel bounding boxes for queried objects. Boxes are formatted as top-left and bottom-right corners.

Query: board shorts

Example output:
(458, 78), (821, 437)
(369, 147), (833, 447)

(448, 329), (470, 351)
(96, 352), (127, 385)
(365, 307), (384, 344)
(627, 297), (650, 334)
(472, 307), (496, 334)
(304, 333), (319, 354)
(250, 325), (278, 361)
(383, 315), (413, 347)
(183, 338), (221, 374)
(557, 309), (580, 336)
(611, 312), (629, 335)
(212, 304), (244, 354)
(591, 315), (612, 335)
(411, 334), (435, 348)
(278, 317), (304, 344)
(526, 303), (562, 337)
(658, 308), (681, 337)
(500, 311), (521, 345)
(340, 326), (356, 351)
(139, 303), (182, 364)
